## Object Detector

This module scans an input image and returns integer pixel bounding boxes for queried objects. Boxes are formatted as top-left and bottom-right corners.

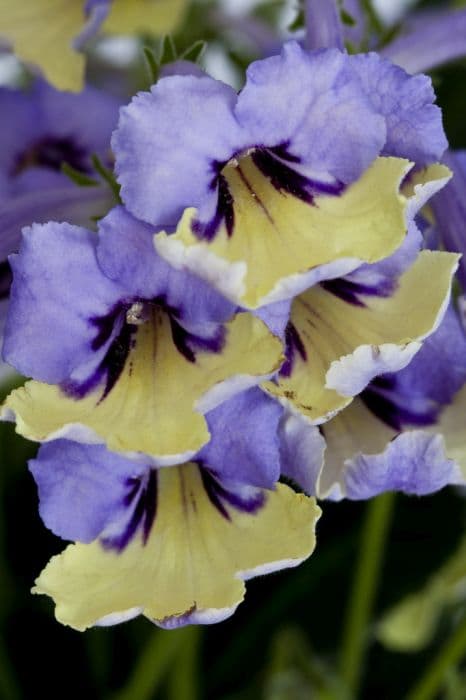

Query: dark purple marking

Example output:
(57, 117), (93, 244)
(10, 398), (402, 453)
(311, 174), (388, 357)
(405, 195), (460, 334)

(101, 470), (158, 552)
(200, 467), (265, 521)
(321, 277), (397, 307)
(169, 317), (226, 363)
(192, 172), (234, 241)
(63, 295), (226, 400)
(99, 322), (136, 400)
(62, 306), (136, 400)
(13, 135), (90, 176)
(361, 375), (438, 431)
(191, 142), (344, 242)
(280, 322), (307, 378)
(0, 260), (12, 300)
(91, 302), (127, 351)
(253, 146), (345, 203)
(153, 293), (226, 362)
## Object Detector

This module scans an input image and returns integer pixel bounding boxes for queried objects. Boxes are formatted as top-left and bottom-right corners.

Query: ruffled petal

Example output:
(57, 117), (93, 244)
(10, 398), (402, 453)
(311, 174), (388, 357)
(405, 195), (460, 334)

(3, 312), (284, 462)
(30, 440), (148, 543)
(199, 388), (283, 488)
(113, 75), (247, 227)
(97, 206), (235, 324)
(2, 222), (126, 383)
(344, 431), (462, 499)
(428, 384), (466, 481)
(33, 464), (320, 631)
(263, 251), (458, 424)
(155, 157), (411, 308)
(278, 410), (327, 496)
(349, 53), (447, 166)
(325, 252), (458, 396)
(319, 399), (463, 500)
(344, 163), (451, 292)
(235, 42), (384, 184)
(0, 0), (85, 91)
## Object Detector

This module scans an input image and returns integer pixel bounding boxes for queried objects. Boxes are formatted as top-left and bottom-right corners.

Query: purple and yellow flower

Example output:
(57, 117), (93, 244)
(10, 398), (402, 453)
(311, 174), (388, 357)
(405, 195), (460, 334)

(114, 42), (458, 426)
(28, 388), (320, 630)
(2, 206), (283, 461)
(1, 37), (463, 632)
(0, 78), (121, 345)
(0, 0), (187, 91)
(289, 303), (466, 501)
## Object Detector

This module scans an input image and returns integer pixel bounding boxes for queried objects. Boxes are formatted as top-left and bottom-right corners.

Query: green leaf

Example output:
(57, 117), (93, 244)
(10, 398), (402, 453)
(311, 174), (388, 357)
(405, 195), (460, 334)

(142, 46), (159, 84)
(340, 9), (356, 26)
(61, 162), (99, 187)
(181, 40), (207, 64)
(159, 35), (178, 65)
(288, 9), (305, 32)
(91, 154), (121, 203)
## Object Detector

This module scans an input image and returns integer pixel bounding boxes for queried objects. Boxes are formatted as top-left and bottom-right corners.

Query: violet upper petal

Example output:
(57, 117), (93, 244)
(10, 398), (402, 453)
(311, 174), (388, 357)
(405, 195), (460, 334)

(304, 0), (344, 51)
(344, 431), (463, 499)
(2, 221), (126, 383)
(97, 205), (236, 325)
(198, 387), (283, 489)
(236, 42), (386, 184)
(30, 439), (148, 543)
(349, 53), (447, 166)
(113, 74), (248, 227)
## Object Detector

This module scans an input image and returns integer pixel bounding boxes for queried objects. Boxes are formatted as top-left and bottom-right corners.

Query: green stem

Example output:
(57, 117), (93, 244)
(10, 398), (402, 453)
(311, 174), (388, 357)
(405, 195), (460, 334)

(111, 628), (191, 700)
(406, 613), (466, 700)
(168, 627), (201, 700)
(0, 637), (21, 700)
(339, 492), (395, 696)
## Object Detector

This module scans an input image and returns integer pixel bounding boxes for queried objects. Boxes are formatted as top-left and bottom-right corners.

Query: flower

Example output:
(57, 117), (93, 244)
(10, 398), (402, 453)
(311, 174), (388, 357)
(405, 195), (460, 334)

(114, 42), (447, 307)
(0, 78), (120, 218)
(1, 38), (462, 632)
(0, 0), (187, 91)
(28, 388), (320, 630)
(297, 304), (466, 500)
(0, 79), (121, 357)
(113, 42), (458, 427)
(2, 206), (283, 461)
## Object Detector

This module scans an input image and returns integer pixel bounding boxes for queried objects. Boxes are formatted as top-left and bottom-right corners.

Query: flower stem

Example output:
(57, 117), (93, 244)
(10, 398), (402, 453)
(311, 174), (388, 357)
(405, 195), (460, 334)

(112, 628), (192, 700)
(406, 612), (466, 700)
(168, 626), (201, 700)
(339, 492), (395, 696)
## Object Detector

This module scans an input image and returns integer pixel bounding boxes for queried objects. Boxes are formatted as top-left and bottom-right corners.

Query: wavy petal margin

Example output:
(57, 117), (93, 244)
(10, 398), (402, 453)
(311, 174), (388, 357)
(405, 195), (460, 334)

(264, 251), (458, 424)
(33, 464), (320, 631)
(155, 157), (410, 308)
(2, 312), (283, 463)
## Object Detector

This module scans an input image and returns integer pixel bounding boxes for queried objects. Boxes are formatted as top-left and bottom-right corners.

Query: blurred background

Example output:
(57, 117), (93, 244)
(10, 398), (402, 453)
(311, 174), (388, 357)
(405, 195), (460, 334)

(1, 1), (466, 698)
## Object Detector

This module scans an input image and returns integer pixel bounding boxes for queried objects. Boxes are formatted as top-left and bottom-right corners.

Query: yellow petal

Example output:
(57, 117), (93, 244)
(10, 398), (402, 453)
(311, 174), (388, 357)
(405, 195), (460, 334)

(155, 157), (411, 308)
(263, 251), (459, 423)
(102, 0), (186, 34)
(0, 0), (85, 91)
(3, 310), (283, 461)
(318, 398), (396, 497)
(33, 464), (320, 630)
(429, 383), (466, 479)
